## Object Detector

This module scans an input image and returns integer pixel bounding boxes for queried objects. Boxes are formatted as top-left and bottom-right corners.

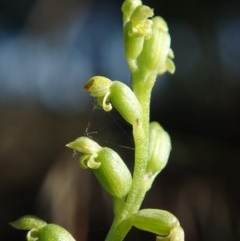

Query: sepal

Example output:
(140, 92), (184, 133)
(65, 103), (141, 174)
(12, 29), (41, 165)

(66, 136), (101, 154)
(10, 215), (46, 231)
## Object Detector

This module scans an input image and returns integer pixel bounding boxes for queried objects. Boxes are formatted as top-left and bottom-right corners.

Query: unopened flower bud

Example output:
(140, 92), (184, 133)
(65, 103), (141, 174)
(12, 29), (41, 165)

(93, 147), (132, 198)
(146, 122), (171, 176)
(137, 17), (171, 74)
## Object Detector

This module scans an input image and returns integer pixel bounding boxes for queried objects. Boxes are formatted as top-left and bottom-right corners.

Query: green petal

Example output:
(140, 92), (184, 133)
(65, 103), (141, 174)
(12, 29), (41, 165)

(10, 215), (47, 231)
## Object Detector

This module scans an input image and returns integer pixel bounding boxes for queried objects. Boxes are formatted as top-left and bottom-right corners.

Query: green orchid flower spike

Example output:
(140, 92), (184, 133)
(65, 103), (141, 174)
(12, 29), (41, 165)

(70, 1), (182, 241)
(75, 1), (182, 241)
(11, 1), (184, 241)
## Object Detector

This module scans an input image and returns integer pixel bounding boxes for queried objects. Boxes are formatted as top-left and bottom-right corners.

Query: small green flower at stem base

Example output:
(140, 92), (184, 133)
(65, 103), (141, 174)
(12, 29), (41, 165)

(10, 215), (76, 241)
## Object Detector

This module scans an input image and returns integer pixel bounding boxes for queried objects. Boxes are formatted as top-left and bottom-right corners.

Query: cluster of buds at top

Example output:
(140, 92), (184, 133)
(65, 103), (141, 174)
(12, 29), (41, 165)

(66, 136), (132, 199)
(122, 0), (175, 78)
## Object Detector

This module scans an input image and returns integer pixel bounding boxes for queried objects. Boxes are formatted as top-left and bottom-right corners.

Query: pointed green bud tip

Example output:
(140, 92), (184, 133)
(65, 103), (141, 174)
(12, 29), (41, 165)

(84, 76), (112, 97)
(10, 215), (47, 231)
(66, 136), (102, 154)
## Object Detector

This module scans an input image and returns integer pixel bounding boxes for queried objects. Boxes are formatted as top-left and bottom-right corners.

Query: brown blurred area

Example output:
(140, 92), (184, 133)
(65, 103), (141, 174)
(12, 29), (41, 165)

(1, 0), (240, 241)
(0, 107), (89, 240)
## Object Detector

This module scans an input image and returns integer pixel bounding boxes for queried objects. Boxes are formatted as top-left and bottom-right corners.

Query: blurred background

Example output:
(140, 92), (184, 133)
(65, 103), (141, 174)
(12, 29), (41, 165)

(0, 0), (240, 240)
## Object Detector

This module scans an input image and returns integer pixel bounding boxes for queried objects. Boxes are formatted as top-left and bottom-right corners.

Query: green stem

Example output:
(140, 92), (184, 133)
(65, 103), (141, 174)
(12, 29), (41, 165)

(105, 74), (156, 241)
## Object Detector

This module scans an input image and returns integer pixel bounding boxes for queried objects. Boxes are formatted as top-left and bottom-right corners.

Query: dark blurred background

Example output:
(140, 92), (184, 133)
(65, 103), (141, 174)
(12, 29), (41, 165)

(0, 0), (240, 240)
